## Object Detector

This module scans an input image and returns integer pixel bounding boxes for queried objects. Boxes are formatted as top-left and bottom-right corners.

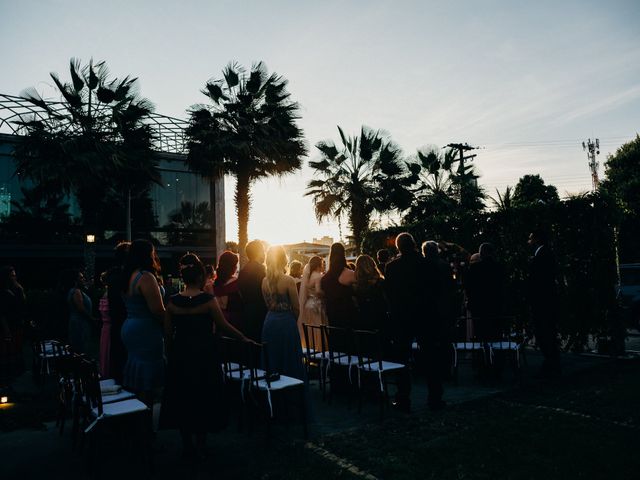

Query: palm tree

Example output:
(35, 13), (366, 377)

(490, 186), (514, 212)
(13, 58), (159, 236)
(306, 126), (412, 252)
(405, 145), (485, 223)
(186, 62), (306, 260)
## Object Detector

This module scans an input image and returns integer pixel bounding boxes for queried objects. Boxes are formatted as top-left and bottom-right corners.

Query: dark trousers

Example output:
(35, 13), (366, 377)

(420, 339), (446, 406)
(532, 306), (560, 375)
(390, 331), (413, 404)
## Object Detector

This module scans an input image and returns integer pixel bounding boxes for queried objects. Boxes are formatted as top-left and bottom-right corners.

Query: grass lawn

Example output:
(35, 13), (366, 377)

(311, 360), (640, 480)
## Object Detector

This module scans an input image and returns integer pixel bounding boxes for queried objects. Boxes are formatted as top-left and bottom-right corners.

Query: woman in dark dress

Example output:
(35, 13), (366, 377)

(213, 251), (243, 331)
(160, 253), (250, 460)
(320, 243), (357, 328)
(353, 254), (388, 332)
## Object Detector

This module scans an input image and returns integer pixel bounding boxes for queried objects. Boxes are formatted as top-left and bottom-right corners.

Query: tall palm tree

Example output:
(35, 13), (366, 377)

(405, 146), (485, 223)
(186, 62), (306, 260)
(306, 126), (412, 252)
(13, 58), (159, 236)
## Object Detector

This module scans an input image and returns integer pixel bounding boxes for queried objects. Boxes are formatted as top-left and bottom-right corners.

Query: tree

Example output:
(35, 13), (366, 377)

(13, 58), (159, 235)
(601, 134), (640, 262)
(404, 147), (461, 223)
(512, 174), (559, 207)
(490, 186), (514, 212)
(186, 62), (306, 260)
(306, 126), (412, 252)
(601, 134), (640, 215)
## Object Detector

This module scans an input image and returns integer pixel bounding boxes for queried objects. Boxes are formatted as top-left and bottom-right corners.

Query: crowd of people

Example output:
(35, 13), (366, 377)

(0, 228), (561, 460)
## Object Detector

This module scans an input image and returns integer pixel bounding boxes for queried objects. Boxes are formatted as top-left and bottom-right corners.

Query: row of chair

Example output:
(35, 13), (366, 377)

(32, 339), (152, 471)
(301, 324), (406, 418)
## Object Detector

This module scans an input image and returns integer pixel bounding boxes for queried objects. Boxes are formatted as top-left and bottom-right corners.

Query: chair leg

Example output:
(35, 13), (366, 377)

(300, 387), (308, 440)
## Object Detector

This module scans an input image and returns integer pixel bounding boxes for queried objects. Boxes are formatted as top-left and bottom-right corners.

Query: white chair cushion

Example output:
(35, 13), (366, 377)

(102, 390), (136, 404)
(489, 341), (520, 350)
(91, 398), (148, 418)
(226, 368), (266, 381)
(360, 360), (405, 372)
(454, 342), (486, 350)
(331, 355), (360, 366)
(256, 374), (304, 391)
(99, 379), (116, 388)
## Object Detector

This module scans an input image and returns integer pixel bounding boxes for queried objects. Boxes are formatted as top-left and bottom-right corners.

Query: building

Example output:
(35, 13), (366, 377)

(0, 93), (225, 285)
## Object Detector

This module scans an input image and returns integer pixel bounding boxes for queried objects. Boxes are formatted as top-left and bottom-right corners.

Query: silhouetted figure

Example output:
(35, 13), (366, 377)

(214, 251), (243, 331)
(238, 240), (267, 342)
(528, 229), (561, 377)
(160, 253), (248, 461)
(354, 254), (388, 332)
(105, 241), (130, 383)
(0, 266), (26, 374)
(465, 243), (505, 340)
(385, 233), (436, 412)
(321, 243), (357, 329)
(376, 249), (392, 274)
(421, 241), (453, 410)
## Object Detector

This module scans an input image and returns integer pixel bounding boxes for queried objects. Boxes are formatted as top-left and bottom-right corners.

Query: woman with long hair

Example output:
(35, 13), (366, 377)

(320, 243), (357, 328)
(160, 253), (249, 461)
(354, 254), (388, 332)
(61, 269), (96, 354)
(261, 246), (305, 380)
(121, 239), (165, 406)
(213, 251), (243, 331)
(298, 256), (327, 345)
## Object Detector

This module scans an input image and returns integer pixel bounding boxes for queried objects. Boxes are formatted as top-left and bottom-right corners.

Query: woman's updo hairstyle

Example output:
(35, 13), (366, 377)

(179, 253), (205, 286)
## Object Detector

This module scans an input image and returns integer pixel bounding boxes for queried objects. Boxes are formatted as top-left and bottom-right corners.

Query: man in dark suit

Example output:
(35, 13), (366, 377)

(385, 233), (439, 412)
(465, 242), (505, 340)
(238, 240), (267, 342)
(421, 241), (454, 410)
(528, 229), (561, 377)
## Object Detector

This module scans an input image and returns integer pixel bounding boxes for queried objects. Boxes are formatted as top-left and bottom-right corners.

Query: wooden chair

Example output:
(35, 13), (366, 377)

(302, 323), (329, 398)
(353, 329), (405, 418)
(324, 326), (359, 404)
(246, 342), (308, 440)
(75, 358), (151, 470)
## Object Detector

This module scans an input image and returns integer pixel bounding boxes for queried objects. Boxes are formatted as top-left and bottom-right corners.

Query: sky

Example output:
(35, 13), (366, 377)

(1, 0), (639, 245)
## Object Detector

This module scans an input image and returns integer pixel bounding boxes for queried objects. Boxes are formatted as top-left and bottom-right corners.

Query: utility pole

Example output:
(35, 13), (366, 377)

(446, 142), (478, 207)
(582, 138), (600, 191)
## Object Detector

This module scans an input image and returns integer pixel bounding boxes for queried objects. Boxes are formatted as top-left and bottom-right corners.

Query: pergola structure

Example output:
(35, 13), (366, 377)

(0, 93), (188, 154)
(0, 93), (226, 260)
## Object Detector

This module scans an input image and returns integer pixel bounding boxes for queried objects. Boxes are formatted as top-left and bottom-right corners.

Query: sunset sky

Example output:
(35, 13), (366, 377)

(1, 0), (639, 244)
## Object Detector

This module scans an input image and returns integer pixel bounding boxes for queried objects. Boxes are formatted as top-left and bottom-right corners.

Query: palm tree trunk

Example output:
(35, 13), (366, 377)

(235, 172), (251, 266)
(349, 202), (369, 255)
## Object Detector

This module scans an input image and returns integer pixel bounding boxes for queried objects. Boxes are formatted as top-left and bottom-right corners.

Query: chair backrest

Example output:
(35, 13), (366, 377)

(77, 358), (103, 416)
(352, 329), (384, 370)
(302, 324), (327, 360)
(218, 336), (251, 382)
(324, 326), (355, 361)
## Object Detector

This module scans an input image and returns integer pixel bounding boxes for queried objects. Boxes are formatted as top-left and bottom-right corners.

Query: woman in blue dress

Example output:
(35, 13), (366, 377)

(63, 269), (96, 354)
(121, 239), (166, 407)
(261, 246), (305, 380)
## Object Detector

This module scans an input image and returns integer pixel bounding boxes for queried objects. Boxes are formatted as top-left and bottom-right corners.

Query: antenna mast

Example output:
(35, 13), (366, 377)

(582, 138), (600, 191)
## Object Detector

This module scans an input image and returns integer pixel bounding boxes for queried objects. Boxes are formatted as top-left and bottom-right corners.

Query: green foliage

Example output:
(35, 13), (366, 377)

(306, 126), (413, 252)
(512, 174), (560, 207)
(367, 191), (620, 350)
(403, 146), (485, 225)
(186, 61), (306, 256)
(12, 57), (159, 232)
(601, 134), (640, 262)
